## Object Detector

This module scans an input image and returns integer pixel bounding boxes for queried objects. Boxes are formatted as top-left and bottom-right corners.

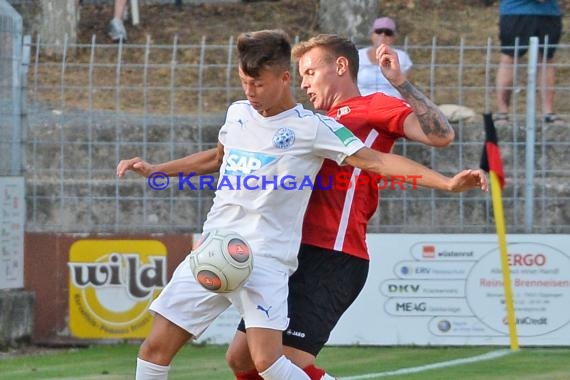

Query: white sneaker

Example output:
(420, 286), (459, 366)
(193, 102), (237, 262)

(321, 374), (337, 380)
(108, 18), (127, 42)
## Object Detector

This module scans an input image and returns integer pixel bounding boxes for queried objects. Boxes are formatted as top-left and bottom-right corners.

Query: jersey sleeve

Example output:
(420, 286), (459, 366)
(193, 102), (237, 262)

(218, 124), (228, 145)
(313, 115), (365, 164)
(368, 93), (412, 138)
(218, 102), (240, 145)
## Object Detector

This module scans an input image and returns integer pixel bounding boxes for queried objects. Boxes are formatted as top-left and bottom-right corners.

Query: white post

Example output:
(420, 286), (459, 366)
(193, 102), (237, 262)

(130, 0), (140, 25)
(525, 36), (539, 232)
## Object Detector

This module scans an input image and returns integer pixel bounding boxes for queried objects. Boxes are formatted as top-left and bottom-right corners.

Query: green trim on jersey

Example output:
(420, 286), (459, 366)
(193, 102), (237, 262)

(334, 126), (359, 146)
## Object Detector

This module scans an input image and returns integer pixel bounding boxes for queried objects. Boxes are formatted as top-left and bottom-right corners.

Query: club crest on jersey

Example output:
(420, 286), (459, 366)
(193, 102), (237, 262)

(336, 106), (351, 120)
(272, 128), (295, 149)
(224, 149), (277, 175)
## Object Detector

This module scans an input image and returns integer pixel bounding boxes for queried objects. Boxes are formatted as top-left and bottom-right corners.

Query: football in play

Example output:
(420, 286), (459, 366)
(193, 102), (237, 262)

(189, 230), (253, 293)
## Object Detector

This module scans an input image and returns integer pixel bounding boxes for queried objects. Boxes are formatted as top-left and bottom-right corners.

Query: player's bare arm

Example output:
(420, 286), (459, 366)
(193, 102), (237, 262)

(397, 81), (455, 146)
(344, 147), (488, 193)
(376, 43), (454, 147)
(116, 147), (220, 178)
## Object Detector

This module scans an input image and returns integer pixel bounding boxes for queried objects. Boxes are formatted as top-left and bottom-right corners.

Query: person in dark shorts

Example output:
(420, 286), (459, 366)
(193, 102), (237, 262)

(225, 34), (460, 380)
(117, 32), (488, 380)
(495, 0), (563, 126)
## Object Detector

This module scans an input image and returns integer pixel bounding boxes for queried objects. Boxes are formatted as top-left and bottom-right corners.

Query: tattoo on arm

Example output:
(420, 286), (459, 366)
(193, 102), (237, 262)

(395, 80), (453, 138)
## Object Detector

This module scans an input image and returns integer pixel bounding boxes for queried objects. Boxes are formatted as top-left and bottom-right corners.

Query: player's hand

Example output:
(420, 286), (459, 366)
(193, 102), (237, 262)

(375, 43), (406, 86)
(116, 157), (154, 178)
(448, 169), (488, 193)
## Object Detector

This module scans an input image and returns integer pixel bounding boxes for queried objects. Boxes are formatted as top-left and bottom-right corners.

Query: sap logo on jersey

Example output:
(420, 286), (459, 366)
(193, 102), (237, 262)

(225, 149), (277, 175)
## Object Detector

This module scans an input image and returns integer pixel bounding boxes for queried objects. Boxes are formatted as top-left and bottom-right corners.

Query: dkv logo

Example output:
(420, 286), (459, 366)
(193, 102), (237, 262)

(224, 149), (276, 175)
(68, 240), (167, 339)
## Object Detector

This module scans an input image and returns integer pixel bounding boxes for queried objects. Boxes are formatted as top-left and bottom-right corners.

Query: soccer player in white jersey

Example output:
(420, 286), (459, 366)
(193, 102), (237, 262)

(117, 30), (487, 380)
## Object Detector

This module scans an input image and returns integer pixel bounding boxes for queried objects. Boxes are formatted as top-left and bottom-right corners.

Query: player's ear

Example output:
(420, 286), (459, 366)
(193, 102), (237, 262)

(336, 56), (349, 76)
(281, 69), (291, 84)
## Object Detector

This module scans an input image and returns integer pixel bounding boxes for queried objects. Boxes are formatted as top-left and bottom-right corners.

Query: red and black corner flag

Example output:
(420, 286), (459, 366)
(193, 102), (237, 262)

(480, 113), (506, 190)
(480, 113), (518, 350)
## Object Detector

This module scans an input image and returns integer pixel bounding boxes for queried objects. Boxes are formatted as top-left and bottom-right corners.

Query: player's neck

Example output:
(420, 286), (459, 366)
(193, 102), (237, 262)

(331, 85), (361, 109)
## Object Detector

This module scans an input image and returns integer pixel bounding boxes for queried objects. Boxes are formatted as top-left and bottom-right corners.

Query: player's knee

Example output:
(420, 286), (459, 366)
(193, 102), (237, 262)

(226, 345), (257, 374)
(225, 348), (241, 372)
(251, 355), (279, 373)
(138, 339), (171, 366)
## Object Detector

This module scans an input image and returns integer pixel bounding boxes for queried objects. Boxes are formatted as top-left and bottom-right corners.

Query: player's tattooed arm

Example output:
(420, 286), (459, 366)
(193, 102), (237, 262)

(396, 80), (455, 145)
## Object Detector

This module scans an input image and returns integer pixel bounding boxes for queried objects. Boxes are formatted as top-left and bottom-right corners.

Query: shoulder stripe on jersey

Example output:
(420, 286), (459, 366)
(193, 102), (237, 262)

(294, 108), (313, 118)
(315, 113), (340, 132)
(333, 129), (380, 252)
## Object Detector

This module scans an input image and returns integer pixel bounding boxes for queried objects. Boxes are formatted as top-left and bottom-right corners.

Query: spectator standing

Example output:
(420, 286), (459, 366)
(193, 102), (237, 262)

(108, 0), (128, 42)
(357, 17), (413, 98)
(495, 0), (563, 125)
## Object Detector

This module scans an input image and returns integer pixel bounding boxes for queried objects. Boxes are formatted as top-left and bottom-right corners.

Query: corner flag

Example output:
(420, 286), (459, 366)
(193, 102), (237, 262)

(481, 113), (518, 350)
(480, 113), (505, 189)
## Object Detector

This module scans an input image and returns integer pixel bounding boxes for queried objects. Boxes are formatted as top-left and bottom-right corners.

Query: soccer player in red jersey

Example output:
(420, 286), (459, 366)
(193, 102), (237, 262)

(117, 34), (484, 380)
(225, 35), (457, 380)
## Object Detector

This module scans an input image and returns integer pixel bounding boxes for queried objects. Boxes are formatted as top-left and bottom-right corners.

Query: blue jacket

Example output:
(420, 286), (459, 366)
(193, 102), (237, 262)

(500, 0), (561, 16)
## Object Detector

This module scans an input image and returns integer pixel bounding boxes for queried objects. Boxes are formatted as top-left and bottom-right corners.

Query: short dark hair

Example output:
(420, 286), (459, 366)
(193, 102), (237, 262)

(237, 29), (292, 78)
(292, 34), (359, 82)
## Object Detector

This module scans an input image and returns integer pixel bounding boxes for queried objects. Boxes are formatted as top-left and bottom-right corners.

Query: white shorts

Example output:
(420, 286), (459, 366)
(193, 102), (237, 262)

(149, 255), (290, 338)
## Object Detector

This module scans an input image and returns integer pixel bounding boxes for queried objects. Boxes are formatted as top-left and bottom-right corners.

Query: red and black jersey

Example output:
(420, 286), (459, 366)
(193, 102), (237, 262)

(301, 93), (413, 260)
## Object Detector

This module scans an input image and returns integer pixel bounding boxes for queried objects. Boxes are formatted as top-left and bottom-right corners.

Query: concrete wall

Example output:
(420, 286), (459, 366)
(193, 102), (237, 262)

(0, 290), (34, 348)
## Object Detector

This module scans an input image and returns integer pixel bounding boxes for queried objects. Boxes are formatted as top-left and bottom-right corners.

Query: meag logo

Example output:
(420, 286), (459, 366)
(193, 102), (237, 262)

(224, 149), (277, 175)
(68, 240), (167, 339)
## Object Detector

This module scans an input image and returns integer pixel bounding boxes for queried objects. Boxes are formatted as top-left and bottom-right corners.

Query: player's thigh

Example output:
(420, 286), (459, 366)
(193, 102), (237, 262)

(149, 256), (232, 337)
(139, 312), (192, 364)
(246, 327), (284, 370)
(233, 259), (290, 331)
(226, 329), (255, 372)
(284, 245), (369, 355)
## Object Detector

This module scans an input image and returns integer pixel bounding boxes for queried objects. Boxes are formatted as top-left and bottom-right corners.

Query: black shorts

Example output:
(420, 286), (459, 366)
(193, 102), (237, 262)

(499, 15), (562, 58)
(237, 244), (369, 356)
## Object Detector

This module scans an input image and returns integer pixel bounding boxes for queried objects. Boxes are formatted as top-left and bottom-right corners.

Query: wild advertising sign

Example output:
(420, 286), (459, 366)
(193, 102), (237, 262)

(68, 240), (167, 338)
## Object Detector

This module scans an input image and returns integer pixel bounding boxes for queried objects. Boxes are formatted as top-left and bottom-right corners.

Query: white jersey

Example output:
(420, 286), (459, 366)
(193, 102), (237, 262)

(357, 47), (413, 98)
(203, 101), (364, 274)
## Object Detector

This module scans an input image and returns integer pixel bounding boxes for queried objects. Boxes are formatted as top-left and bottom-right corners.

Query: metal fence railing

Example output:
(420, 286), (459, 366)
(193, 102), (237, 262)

(0, 0), (23, 176)
(21, 34), (570, 234)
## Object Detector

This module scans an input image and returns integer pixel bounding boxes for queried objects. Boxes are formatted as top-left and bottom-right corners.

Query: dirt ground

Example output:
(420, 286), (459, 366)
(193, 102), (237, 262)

(77, 0), (570, 46)
(59, 0), (567, 114)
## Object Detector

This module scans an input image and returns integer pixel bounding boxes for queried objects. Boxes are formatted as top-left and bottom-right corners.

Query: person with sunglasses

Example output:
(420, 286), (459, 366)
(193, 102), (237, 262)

(358, 17), (413, 99)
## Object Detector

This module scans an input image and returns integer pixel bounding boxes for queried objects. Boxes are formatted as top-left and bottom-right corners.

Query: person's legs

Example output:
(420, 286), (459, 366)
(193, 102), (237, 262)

(109, 0), (128, 42)
(135, 313), (192, 379)
(283, 346), (335, 379)
(227, 246), (367, 379)
(536, 15), (562, 120)
(496, 53), (514, 115)
(226, 330), (262, 380)
(138, 313), (192, 365)
(226, 257), (309, 379)
(137, 253), (231, 379)
(246, 327), (309, 380)
(538, 57), (556, 116)
(113, 0), (128, 20)
(226, 331), (330, 380)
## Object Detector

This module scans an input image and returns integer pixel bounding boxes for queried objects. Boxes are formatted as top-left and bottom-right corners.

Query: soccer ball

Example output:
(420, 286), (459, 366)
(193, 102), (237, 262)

(189, 230), (253, 293)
